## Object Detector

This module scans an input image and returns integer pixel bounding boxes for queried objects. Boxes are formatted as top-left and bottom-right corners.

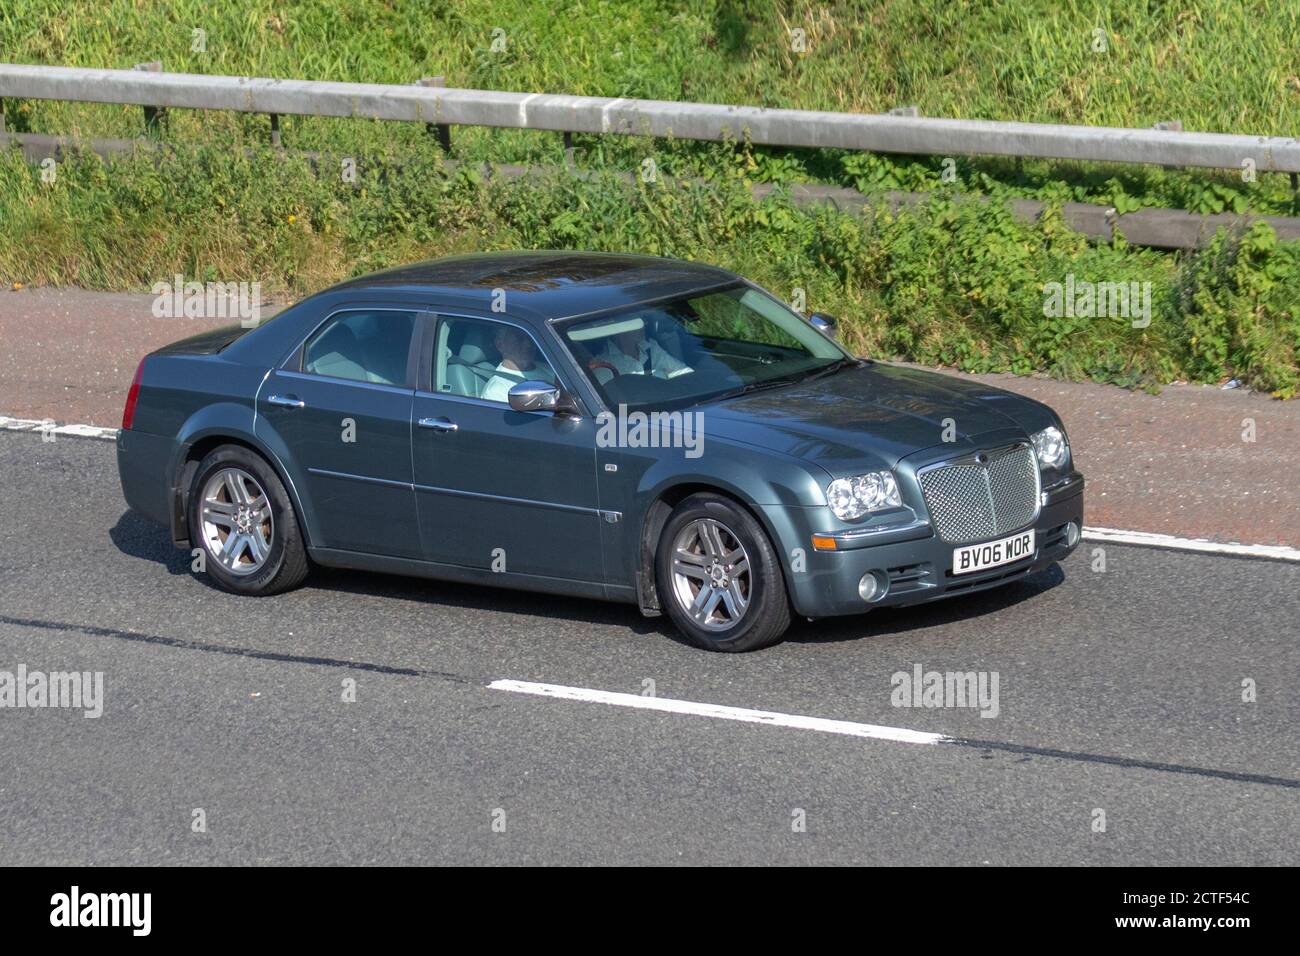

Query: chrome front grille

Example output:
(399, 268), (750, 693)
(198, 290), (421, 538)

(918, 444), (1040, 544)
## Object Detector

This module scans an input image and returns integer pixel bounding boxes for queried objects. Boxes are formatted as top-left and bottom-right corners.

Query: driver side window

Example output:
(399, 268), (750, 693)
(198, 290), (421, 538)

(434, 317), (558, 404)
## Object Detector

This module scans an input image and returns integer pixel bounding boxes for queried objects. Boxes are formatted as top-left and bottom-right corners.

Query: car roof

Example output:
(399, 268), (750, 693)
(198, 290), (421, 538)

(326, 251), (740, 320)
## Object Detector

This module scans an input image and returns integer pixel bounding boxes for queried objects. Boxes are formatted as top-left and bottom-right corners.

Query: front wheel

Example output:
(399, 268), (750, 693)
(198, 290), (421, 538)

(655, 493), (791, 652)
(188, 444), (309, 596)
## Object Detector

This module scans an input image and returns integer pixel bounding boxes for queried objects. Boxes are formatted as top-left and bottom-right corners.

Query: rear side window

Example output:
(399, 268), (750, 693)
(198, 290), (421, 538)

(302, 310), (417, 386)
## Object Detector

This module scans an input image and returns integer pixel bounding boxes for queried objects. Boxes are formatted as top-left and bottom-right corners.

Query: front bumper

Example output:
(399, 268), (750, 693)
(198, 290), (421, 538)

(764, 472), (1084, 618)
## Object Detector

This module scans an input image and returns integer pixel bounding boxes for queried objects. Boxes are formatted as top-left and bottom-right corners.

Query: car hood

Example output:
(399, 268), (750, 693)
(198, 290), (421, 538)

(700, 362), (1057, 476)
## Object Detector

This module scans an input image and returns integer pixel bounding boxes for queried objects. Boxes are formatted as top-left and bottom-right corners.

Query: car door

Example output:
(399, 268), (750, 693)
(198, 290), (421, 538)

(256, 306), (422, 557)
(411, 312), (605, 582)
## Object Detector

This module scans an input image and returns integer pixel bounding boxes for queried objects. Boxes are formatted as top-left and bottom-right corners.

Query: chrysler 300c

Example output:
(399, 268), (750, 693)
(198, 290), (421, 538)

(117, 253), (1084, 651)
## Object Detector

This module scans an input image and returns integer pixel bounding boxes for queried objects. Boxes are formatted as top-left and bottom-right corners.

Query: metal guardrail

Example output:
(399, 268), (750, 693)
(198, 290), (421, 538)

(2, 63), (1300, 174)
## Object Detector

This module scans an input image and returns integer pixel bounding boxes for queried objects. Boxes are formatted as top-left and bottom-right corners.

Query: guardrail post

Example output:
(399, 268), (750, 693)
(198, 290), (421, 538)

(133, 61), (164, 138)
(1153, 121), (1184, 170)
(417, 76), (452, 152)
(269, 112), (281, 148)
(0, 99), (6, 134)
(563, 131), (574, 169)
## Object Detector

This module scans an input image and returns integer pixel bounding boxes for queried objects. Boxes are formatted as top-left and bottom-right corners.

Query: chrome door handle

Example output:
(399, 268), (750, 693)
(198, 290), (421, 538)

(267, 394), (305, 409)
(418, 417), (458, 433)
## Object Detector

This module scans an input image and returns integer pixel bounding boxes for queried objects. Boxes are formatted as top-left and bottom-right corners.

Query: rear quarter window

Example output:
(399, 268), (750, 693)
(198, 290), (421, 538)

(302, 310), (417, 386)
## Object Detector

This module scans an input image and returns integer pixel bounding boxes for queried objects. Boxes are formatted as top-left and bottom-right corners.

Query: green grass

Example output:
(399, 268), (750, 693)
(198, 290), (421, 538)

(2, 1), (1299, 210)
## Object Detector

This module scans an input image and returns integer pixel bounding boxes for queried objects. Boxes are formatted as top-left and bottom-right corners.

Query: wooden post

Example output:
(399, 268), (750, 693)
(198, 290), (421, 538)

(133, 61), (164, 138)
(418, 76), (452, 151)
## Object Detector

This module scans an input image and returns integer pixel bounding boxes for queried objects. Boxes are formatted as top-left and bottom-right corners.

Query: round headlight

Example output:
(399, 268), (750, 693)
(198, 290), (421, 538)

(854, 472), (883, 510)
(827, 478), (860, 519)
(827, 471), (902, 519)
(1032, 426), (1067, 469)
(881, 471), (900, 506)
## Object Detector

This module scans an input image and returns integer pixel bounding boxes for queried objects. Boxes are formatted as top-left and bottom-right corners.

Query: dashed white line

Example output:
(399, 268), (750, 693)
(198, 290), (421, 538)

(487, 679), (948, 744)
(2, 413), (1296, 560)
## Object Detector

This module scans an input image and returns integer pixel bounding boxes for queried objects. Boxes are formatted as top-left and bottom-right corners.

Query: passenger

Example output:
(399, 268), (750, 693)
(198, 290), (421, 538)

(592, 316), (692, 383)
(482, 326), (556, 404)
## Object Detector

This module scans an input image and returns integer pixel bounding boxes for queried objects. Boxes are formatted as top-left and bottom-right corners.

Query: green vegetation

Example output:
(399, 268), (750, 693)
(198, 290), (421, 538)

(3, 144), (1295, 395)
(0, 1), (1298, 394)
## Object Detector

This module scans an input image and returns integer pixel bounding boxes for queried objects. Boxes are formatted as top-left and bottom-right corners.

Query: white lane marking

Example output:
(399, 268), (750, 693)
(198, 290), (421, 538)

(488, 679), (949, 745)
(0, 416), (118, 440)
(1081, 526), (1300, 562)
(1, 412), (1297, 560)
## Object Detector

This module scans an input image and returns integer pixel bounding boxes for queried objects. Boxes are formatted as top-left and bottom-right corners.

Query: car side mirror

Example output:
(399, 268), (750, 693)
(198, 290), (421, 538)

(508, 380), (574, 414)
(808, 312), (838, 338)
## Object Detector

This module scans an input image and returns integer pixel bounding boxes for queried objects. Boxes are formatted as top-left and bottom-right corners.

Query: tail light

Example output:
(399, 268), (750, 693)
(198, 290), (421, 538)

(121, 359), (145, 430)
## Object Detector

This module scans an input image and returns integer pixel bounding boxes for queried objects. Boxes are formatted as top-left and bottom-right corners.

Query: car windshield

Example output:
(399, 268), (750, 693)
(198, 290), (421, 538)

(557, 284), (850, 412)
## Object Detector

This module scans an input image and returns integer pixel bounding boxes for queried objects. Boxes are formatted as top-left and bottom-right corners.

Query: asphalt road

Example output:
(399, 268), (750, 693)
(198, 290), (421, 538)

(0, 430), (1296, 865)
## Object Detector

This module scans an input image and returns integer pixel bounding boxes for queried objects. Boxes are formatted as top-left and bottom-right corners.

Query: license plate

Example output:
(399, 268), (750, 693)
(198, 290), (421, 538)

(952, 530), (1035, 575)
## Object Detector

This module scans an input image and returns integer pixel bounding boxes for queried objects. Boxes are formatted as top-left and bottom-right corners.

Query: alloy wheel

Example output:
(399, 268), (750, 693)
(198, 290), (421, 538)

(669, 517), (751, 632)
(198, 467), (274, 576)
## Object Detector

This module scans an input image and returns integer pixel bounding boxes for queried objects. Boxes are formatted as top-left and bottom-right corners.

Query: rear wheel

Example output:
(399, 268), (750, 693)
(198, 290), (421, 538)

(188, 444), (309, 595)
(655, 493), (791, 652)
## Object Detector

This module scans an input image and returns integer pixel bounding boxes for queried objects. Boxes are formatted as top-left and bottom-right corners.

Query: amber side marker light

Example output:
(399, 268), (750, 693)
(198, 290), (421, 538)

(811, 534), (837, 552)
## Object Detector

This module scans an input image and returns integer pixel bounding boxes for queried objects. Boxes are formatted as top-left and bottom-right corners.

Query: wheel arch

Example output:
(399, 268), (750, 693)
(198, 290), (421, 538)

(170, 427), (310, 550)
(634, 480), (791, 616)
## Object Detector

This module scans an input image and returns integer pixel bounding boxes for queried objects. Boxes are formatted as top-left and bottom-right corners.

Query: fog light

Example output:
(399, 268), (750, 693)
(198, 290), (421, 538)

(858, 571), (887, 603)
(1065, 521), (1080, 547)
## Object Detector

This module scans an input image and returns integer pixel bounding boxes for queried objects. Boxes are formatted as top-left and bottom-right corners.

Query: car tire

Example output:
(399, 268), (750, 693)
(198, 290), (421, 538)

(655, 493), (791, 652)
(187, 444), (309, 596)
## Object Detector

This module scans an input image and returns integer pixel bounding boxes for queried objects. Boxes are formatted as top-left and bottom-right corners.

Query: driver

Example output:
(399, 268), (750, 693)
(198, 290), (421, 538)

(591, 315), (691, 384)
(483, 325), (556, 403)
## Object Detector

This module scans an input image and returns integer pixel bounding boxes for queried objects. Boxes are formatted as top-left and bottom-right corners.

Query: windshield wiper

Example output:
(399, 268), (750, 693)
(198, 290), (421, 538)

(800, 357), (858, 383)
(706, 378), (800, 404)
